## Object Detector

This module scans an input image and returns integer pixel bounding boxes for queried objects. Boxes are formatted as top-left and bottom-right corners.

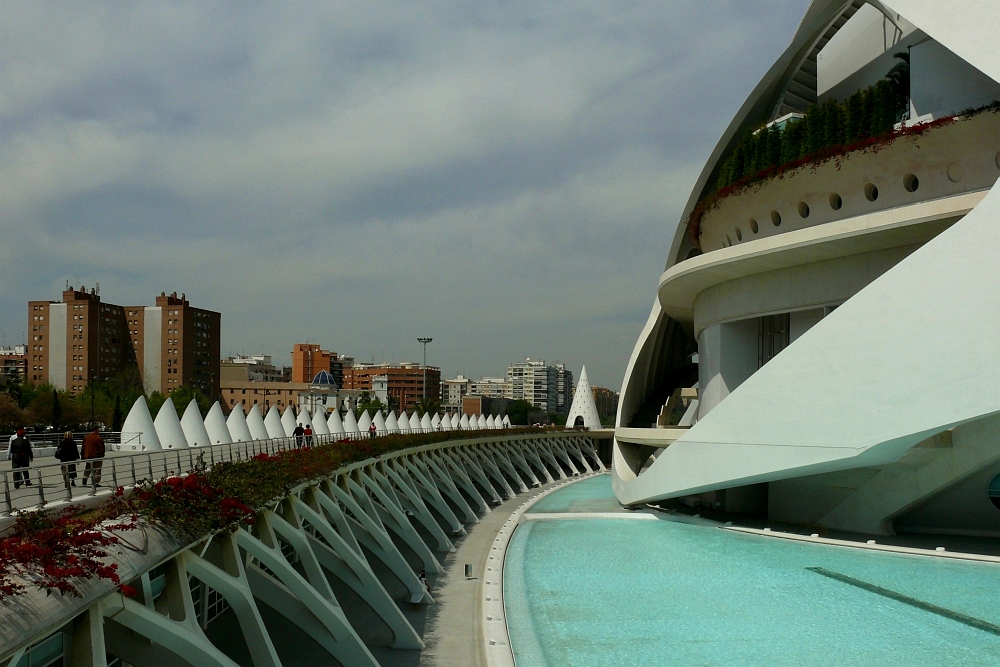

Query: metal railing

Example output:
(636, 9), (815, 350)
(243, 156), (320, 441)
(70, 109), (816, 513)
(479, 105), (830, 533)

(0, 426), (523, 518)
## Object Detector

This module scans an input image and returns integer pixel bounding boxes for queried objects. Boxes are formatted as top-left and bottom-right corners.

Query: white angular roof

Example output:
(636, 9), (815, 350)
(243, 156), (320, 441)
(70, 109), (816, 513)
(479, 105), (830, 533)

(121, 396), (162, 451)
(343, 409), (359, 434)
(396, 411), (411, 433)
(281, 406), (297, 437)
(327, 409), (346, 436)
(451, 413), (461, 429)
(180, 399), (212, 448)
(226, 403), (254, 443)
(566, 366), (602, 429)
(357, 410), (372, 433)
(153, 398), (189, 449)
(477, 414), (488, 429)
(311, 408), (331, 435)
(264, 406), (286, 439)
(204, 402), (233, 446)
(431, 413), (441, 430)
(298, 406), (314, 430)
(459, 413), (471, 430)
(420, 412), (433, 431)
(246, 404), (270, 440)
(408, 411), (422, 431)
(385, 410), (399, 432)
(502, 415), (512, 428)
(373, 410), (387, 433)
(486, 415), (496, 430)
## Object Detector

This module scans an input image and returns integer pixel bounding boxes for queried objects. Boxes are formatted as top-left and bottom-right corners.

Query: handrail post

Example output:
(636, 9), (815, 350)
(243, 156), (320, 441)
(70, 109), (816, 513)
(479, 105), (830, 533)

(65, 465), (73, 502)
(3, 472), (11, 515)
(111, 458), (119, 490)
(177, 451), (183, 474)
(130, 457), (137, 487)
(36, 469), (46, 508)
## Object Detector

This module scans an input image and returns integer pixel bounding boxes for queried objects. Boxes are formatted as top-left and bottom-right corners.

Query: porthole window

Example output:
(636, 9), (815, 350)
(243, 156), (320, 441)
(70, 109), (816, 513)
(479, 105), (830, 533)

(947, 162), (965, 183)
(735, 227), (742, 241)
(749, 218), (759, 234)
(829, 193), (842, 210)
(988, 473), (1000, 509)
(864, 183), (879, 202)
(903, 173), (919, 193)
(770, 210), (781, 226)
(798, 202), (810, 218)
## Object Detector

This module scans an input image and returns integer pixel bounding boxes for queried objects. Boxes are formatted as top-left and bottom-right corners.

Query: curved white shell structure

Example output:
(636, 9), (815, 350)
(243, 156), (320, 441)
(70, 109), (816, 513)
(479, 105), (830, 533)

(385, 411), (399, 433)
(373, 410), (387, 433)
(121, 396), (162, 452)
(486, 415), (496, 430)
(264, 406), (286, 439)
(246, 405), (270, 441)
(181, 400), (212, 448)
(420, 412), (432, 432)
(311, 409), (330, 435)
(357, 410), (372, 434)
(226, 404), (253, 443)
(153, 398), (189, 449)
(327, 410), (346, 436)
(566, 366), (602, 429)
(280, 406), (297, 437)
(459, 414), (471, 430)
(396, 411), (411, 434)
(204, 402), (232, 446)
(430, 413), (441, 430)
(342, 409), (359, 435)
(408, 412), (421, 432)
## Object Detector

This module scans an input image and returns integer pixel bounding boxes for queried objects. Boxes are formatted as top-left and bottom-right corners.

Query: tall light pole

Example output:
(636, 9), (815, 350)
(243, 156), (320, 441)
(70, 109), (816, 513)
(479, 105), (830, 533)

(417, 337), (433, 401)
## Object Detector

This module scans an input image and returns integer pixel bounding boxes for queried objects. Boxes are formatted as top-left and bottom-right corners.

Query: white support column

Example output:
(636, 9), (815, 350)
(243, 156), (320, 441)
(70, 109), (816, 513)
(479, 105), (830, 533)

(455, 447), (503, 502)
(235, 528), (379, 667)
(517, 441), (555, 483)
(436, 450), (493, 510)
(398, 457), (466, 534)
(290, 495), (425, 648)
(181, 536), (281, 667)
(375, 464), (455, 553)
(483, 444), (530, 492)
(415, 454), (478, 524)
(533, 440), (568, 479)
(577, 436), (606, 470)
(497, 441), (541, 487)
(70, 606), (108, 667)
(266, 508), (337, 603)
(546, 438), (580, 475)
(567, 437), (594, 473)
(426, 451), (487, 518)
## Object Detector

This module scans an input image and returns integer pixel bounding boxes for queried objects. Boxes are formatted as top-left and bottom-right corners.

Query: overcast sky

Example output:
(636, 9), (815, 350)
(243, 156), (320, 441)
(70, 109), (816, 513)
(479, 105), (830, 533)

(0, 1), (807, 391)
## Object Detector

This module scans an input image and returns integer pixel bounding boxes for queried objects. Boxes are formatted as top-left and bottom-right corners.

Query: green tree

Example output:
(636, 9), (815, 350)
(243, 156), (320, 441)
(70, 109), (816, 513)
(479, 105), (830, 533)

(168, 386), (211, 416)
(0, 393), (26, 432)
(415, 397), (441, 418)
(505, 400), (533, 426)
(147, 392), (167, 418)
(51, 389), (62, 431)
(112, 395), (124, 431)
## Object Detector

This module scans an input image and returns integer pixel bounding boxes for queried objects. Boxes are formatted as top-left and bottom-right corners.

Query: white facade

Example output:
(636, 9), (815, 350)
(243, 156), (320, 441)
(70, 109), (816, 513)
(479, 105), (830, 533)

(614, 0), (1000, 537)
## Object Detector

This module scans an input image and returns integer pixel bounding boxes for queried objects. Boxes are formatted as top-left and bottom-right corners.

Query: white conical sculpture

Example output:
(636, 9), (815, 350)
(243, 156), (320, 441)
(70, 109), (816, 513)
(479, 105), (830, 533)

(357, 410), (372, 434)
(439, 413), (451, 431)
(486, 415), (496, 430)
(451, 413), (461, 429)
(153, 398), (189, 449)
(312, 409), (330, 435)
(298, 406), (314, 431)
(226, 403), (254, 443)
(502, 415), (512, 428)
(343, 409), (359, 434)
(478, 414), (488, 429)
(373, 410), (387, 433)
(409, 412), (421, 432)
(459, 413), (471, 430)
(397, 411), (411, 434)
(385, 410), (399, 433)
(121, 396), (162, 451)
(181, 400), (212, 448)
(565, 365), (602, 429)
(246, 404), (270, 440)
(431, 413), (441, 430)
(264, 406), (286, 439)
(281, 406), (297, 437)
(204, 402), (233, 445)
(420, 412), (433, 431)
(327, 409), (345, 436)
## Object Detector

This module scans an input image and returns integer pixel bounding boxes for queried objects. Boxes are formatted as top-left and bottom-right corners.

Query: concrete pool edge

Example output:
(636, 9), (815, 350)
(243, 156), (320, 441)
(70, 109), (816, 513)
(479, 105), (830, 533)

(483, 471), (607, 667)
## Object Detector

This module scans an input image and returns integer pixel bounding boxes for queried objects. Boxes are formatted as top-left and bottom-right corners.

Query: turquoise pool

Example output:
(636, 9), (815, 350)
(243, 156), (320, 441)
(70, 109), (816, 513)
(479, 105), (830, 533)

(505, 475), (1000, 666)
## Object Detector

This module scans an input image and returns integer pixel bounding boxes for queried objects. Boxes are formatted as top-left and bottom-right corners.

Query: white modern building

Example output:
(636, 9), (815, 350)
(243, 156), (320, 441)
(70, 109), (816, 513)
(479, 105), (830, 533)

(507, 358), (572, 413)
(614, 0), (1000, 537)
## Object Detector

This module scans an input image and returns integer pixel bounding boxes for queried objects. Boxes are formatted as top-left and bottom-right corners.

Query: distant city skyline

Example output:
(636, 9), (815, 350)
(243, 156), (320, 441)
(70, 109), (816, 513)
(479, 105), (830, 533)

(0, 1), (807, 393)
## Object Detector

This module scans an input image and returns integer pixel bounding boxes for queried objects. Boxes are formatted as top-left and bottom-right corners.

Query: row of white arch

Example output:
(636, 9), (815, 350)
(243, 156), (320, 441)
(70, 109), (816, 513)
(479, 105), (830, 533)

(118, 396), (514, 451)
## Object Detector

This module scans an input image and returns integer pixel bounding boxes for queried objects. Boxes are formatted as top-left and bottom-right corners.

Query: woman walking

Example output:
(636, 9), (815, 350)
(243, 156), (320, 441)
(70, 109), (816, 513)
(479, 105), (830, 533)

(55, 431), (80, 487)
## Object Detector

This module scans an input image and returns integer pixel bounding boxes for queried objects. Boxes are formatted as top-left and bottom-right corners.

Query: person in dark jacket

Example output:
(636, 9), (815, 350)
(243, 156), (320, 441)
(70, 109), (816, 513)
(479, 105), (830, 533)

(81, 427), (105, 485)
(8, 428), (33, 489)
(55, 431), (80, 487)
(293, 423), (305, 448)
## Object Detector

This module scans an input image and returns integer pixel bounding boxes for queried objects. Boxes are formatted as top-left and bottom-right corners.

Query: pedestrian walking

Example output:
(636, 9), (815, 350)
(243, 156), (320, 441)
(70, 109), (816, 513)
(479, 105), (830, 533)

(293, 423), (305, 448)
(368, 421), (377, 439)
(81, 426), (105, 486)
(55, 431), (80, 487)
(8, 428), (33, 489)
(418, 569), (431, 592)
(303, 424), (313, 447)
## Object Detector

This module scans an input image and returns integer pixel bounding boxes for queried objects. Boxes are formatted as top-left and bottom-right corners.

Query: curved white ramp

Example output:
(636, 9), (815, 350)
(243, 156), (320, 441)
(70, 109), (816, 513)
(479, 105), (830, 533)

(180, 400), (212, 448)
(121, 396), (162, 451)
(153, 399), (189, 449)
(204, 402), (232, 446)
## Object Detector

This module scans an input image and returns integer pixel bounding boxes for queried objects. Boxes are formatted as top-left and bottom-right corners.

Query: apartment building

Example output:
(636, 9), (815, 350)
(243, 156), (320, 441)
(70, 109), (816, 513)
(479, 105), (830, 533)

(291, 344), (349, 388)
(343, 362), (440, 410)
(506, 358), (562, 413)
(221, 355), (287, 383)
(0, 346), (27, 386)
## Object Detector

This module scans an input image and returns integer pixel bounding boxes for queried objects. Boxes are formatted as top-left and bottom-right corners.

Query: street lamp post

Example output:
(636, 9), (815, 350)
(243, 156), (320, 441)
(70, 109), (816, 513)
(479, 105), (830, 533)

(417, 337), (433, 401)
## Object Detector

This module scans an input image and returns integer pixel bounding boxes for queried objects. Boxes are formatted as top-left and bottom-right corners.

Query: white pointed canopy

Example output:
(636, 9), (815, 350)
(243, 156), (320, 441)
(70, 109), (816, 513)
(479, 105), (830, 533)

(357, 410), (372, 433)
(153, 398), (189, 449)
(181, 400), (212, 448)
(431, 413), (441, 430)
(502, 415), (512, 428)
(408, 412), (421, 432)
(420, 412), (432, 431)
(396, 411), (411, 434)
(280, 406), (297, 437)
(298, 406), (314, 430)
(343, 409), (359, 434)
(327, 409), (346, 436)
(385, 410), (400, 433)
(451, 413), (461, 429)
(486, 415), (496, 430)
(477, 414), (488, 429)
(312, 408), (331, 435)
(246, 404), (270, 440)
(373, 410), (387, 433)
(264, 406), (286, 439)
(121, 396), (161, 451)
(226, 403), (254, 443)
(459, 413), (471, 430)
(566, 365), (602, 429)
(204, 402), (232, 446)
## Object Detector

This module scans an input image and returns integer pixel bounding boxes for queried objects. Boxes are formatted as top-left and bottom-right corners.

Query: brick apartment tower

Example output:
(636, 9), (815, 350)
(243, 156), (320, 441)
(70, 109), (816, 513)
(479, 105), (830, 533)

(127, 293), (221, 400)
(342, 363), (441, 411)
(28, 287), (135, 394)
(292, 344), (331, 383)
(28, 289), (221, 400)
